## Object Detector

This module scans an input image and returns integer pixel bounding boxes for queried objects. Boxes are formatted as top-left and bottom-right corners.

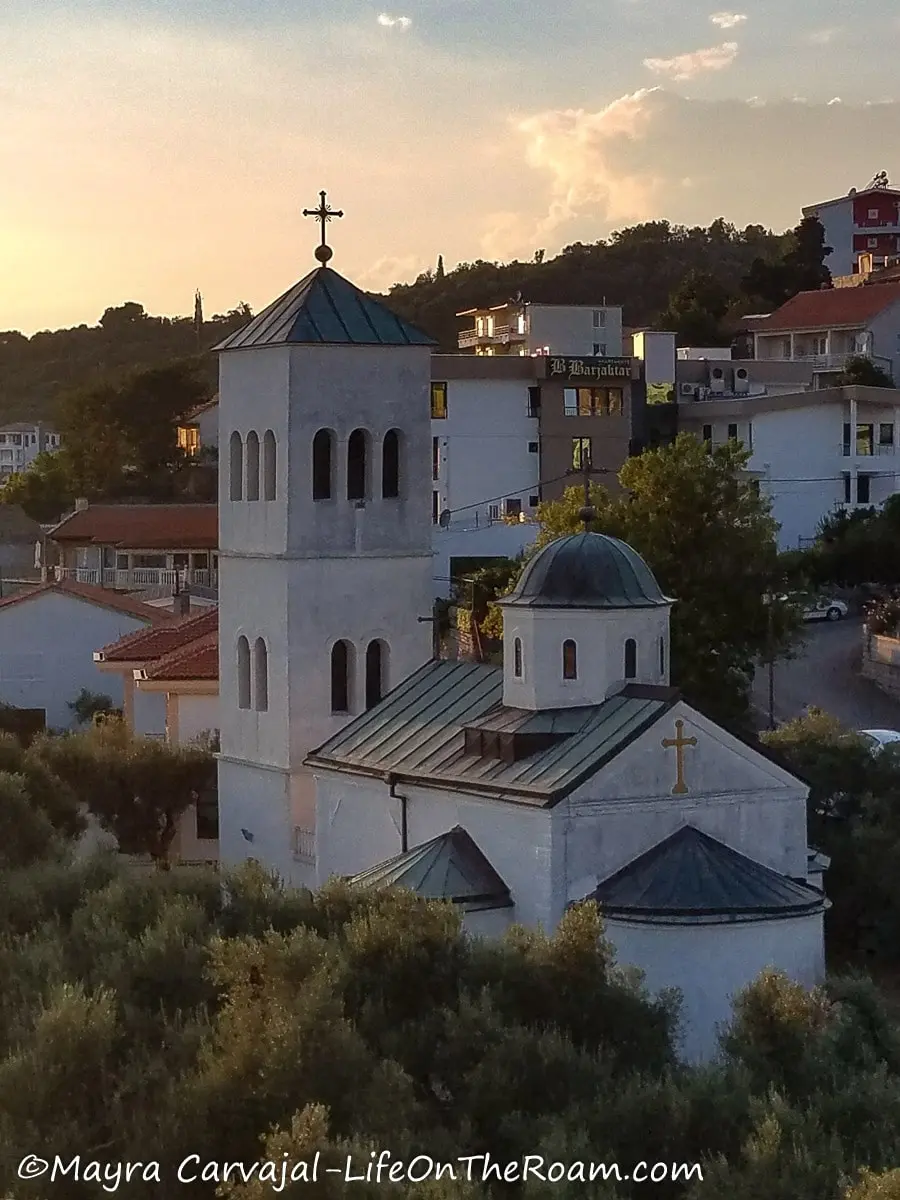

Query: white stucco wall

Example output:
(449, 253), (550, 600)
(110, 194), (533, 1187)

(175, 693), (219, 744)
(218, 756), (294, 880)
(501, 604), (671, 711)
(527, 306), (624, 357)
(432, 523), (538, 598)
(132, 688), (166, 736)
(0, 593), (151, 728)
(605, 912), (825, 1062)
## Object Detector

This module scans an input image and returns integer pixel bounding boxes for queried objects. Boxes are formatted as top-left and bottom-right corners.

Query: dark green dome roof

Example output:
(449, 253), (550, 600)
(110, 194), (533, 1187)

(500, 533), (671, 610)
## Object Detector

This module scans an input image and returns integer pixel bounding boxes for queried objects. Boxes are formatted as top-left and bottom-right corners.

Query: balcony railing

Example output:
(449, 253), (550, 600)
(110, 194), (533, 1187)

(840, 443), (897, 457)
(458, 329), (480, 348)
(54, 566), (218, 589)
(293, 827), (315, 863)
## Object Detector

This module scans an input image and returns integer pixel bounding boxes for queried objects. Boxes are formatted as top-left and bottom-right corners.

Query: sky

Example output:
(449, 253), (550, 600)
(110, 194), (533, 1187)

(2, 0), (900, 334)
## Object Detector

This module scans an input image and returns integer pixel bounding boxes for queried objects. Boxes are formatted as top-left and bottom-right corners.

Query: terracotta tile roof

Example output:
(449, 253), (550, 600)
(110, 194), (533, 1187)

(0, 580), (165, 623)
(141, 630), (218, 682)
(182, 396), (218, 420)
(97, 607), (218, 664)
(49, 504), (218, 549)
(751, 283), (900, 332)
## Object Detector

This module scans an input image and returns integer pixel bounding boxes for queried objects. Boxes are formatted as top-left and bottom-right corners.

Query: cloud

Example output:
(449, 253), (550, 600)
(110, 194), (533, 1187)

(377, 13), (412, 29)
(709, 12), (746, 29)
(643, 42), (738, 81)
(827, 97), (842, 105)
(808, 27), (841, 44)
(483, 91), (900, 262)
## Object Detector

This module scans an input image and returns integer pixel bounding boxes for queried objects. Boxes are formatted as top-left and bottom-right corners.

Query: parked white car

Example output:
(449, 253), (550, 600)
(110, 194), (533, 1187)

(859, 729), (900, 751)
(801, 597), (848, 623)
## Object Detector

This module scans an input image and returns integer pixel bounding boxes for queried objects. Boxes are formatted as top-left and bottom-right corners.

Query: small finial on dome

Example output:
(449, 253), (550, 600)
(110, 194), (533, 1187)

(578, 504), (595, 528)
(314, 244), (333, 264)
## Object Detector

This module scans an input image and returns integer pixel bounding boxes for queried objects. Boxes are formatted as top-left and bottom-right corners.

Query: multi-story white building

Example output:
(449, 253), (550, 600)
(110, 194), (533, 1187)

(747, 282), (900, 381)
(0, 422), (61, 477)
(457, 301), (623, 358)
(804, 177), (900, 278)
(678, 384), (900, 548)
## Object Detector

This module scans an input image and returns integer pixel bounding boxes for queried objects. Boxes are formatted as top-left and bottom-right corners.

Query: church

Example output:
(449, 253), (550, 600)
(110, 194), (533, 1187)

(215, 199), (827, 1061)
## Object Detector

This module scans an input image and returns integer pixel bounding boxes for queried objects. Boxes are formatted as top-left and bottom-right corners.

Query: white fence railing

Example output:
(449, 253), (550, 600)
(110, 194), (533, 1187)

(54, 566), (218, 589)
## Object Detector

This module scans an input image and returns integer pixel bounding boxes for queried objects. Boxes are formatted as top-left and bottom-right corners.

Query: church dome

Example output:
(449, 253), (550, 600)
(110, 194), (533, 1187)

(500, 533), (670, 610)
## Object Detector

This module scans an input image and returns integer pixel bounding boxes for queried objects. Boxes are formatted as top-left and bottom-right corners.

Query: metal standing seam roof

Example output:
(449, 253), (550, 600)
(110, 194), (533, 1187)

(588, 825), (827, 924)
(500, 533), (673, 610)
(348, 826), (513, 911)
(213, 266), (436, 351)
(305, 660), (675, 806)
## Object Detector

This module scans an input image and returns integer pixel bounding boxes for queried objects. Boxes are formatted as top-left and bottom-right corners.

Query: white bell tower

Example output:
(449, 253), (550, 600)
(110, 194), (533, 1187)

(215, 193), (434, 884)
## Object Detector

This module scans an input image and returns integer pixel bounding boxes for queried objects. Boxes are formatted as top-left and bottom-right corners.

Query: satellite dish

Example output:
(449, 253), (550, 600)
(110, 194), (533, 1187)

(439, 509), (451, 528)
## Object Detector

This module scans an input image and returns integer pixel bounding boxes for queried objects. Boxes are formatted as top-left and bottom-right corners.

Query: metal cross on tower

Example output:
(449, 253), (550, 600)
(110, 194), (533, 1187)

(302, 190), (344, 264)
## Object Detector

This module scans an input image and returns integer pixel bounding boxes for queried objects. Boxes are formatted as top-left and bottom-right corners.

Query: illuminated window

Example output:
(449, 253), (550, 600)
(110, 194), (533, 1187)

(431, 382), (448, 419)
(562, 639), (577, 680)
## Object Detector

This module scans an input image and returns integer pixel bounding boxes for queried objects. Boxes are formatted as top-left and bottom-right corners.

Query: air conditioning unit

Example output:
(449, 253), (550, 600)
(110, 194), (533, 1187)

(708, 367), (726, 395)
(733, 367), (750, 395)
(679, 382), (696, 397)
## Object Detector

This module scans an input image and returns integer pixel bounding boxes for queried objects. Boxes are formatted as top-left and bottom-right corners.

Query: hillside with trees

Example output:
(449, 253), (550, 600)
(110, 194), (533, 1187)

(1, 216), (829, 425)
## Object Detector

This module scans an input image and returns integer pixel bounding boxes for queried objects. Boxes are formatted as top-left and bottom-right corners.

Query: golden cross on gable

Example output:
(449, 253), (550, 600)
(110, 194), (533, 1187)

(661, 719), (697, 796)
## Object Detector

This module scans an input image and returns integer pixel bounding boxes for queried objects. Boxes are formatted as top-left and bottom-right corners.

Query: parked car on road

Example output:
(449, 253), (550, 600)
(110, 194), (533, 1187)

(799, 596), (849, 623)
(859, 729), (900, 751)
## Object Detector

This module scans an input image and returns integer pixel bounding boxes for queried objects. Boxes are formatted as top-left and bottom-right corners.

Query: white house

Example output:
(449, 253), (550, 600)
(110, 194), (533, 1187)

(678, 383), (900, 548)
(0, 580), (165, 728)
(177, 397), (220, 456)
(457, 302), (624, 358)
(431, 356), (541, 594)
(308, 531), (827, 1062)
(0, 422), (61, 478)
(213, 245), (435, 887)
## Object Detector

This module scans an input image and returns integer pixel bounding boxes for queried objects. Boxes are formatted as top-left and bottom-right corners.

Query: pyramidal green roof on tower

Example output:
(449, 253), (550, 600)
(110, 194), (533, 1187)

(213, 266), (436, 350)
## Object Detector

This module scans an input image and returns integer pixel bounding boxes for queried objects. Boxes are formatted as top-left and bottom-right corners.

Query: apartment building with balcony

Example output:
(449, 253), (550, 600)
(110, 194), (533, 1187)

(803, 178), (900, 277)
(678, 384), (900, 548)
(48, 503), (219, 592)
(0, 422), (61, 477)
(457, 301), (624, 358)
(746, 282), (900, 381)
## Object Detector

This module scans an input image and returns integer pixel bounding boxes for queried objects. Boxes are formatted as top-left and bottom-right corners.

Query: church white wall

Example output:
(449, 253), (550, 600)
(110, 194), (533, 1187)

(502, 604), (670, 711)
(463, 907), (515, 939)
(217, 756), (293, 880)
(605, 912), (826, 1062)
(315, 772), (556, 929)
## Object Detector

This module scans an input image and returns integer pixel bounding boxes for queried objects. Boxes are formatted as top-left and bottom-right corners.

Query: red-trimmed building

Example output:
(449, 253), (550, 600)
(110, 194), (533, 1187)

(804, 179), (900, 277)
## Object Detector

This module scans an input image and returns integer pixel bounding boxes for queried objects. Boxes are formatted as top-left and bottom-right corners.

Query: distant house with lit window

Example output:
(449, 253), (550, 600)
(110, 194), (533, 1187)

(0, 422), (61, 477)
(177, 396), (219, 457)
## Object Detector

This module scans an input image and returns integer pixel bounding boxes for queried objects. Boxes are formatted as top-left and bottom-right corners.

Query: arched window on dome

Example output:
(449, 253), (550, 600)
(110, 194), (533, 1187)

(236, 636), (250, 709)
(312, 430), (333, 500)
(624, 638), (637, 679)
(253, 638), (268, 711)
(229, 431), (243, 501)
(246, 431), (260, 501)
(382, 429), (400, 498)
(513, 637), (523, 679)
(262, 430), (277, 501)
(331, 640), (353, 713)
(562, 639), (577, 680)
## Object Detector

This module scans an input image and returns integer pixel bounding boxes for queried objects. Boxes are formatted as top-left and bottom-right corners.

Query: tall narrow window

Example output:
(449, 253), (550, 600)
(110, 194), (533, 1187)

(246, 431), (260, 501)
(572, 438), (592, 470)
(365, 640), (387, 709)
(624, 638), (637, 679)
(347, 429), (368, 500)
(382, 429), (400, 498)
(253, 638), (268, 712)
(431, 382), (448, 419)
(331, 641), (353, 713)
(432, 436), (440, 480)
(312, 430), (333, 500)
(229, 431), (243, 501)
(513, 637), (523, 679)
(237, 636), (251, 709)
(262, 430), (277, 501)
(659, 636), (665, 676)
(562, 639), (577, 680)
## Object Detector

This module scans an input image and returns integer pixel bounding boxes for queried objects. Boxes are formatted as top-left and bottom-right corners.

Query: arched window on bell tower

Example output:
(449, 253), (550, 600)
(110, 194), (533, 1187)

(382, 429), (400, 498)
(246, 431), (260, 501)
(262, 430), (276, 501)
(229, 432), (243, 501)
(312, 430), (333, 500)
(365, 639), (388, 709)
(347, 429), (369, 501)
(237, 636), (250, 709)
(330, 640), (354, 713)
(253, 637), (268, 711)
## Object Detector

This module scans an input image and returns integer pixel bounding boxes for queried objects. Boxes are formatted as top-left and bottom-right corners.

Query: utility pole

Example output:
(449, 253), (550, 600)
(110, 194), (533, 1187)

(568, 444), (611, 528)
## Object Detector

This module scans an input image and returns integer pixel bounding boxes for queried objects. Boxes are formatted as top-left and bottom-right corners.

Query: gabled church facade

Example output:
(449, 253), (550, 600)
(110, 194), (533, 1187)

(308, 532), (827, 1060)
(215, 234), (435, 885)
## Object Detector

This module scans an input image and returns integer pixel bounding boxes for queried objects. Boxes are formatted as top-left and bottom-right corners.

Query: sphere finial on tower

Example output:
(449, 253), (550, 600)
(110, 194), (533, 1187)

(302, 190), (344, 267)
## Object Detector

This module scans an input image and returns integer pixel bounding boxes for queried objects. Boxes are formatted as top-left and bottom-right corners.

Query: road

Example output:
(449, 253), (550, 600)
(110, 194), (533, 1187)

(751, 616), (900, 732)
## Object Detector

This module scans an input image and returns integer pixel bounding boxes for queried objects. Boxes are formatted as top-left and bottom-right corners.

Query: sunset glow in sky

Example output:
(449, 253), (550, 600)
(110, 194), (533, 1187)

(2, 0), (899, 333)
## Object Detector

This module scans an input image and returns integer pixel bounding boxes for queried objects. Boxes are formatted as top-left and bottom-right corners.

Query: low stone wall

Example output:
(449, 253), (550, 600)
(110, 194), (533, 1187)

(861, 631), (900, 700)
